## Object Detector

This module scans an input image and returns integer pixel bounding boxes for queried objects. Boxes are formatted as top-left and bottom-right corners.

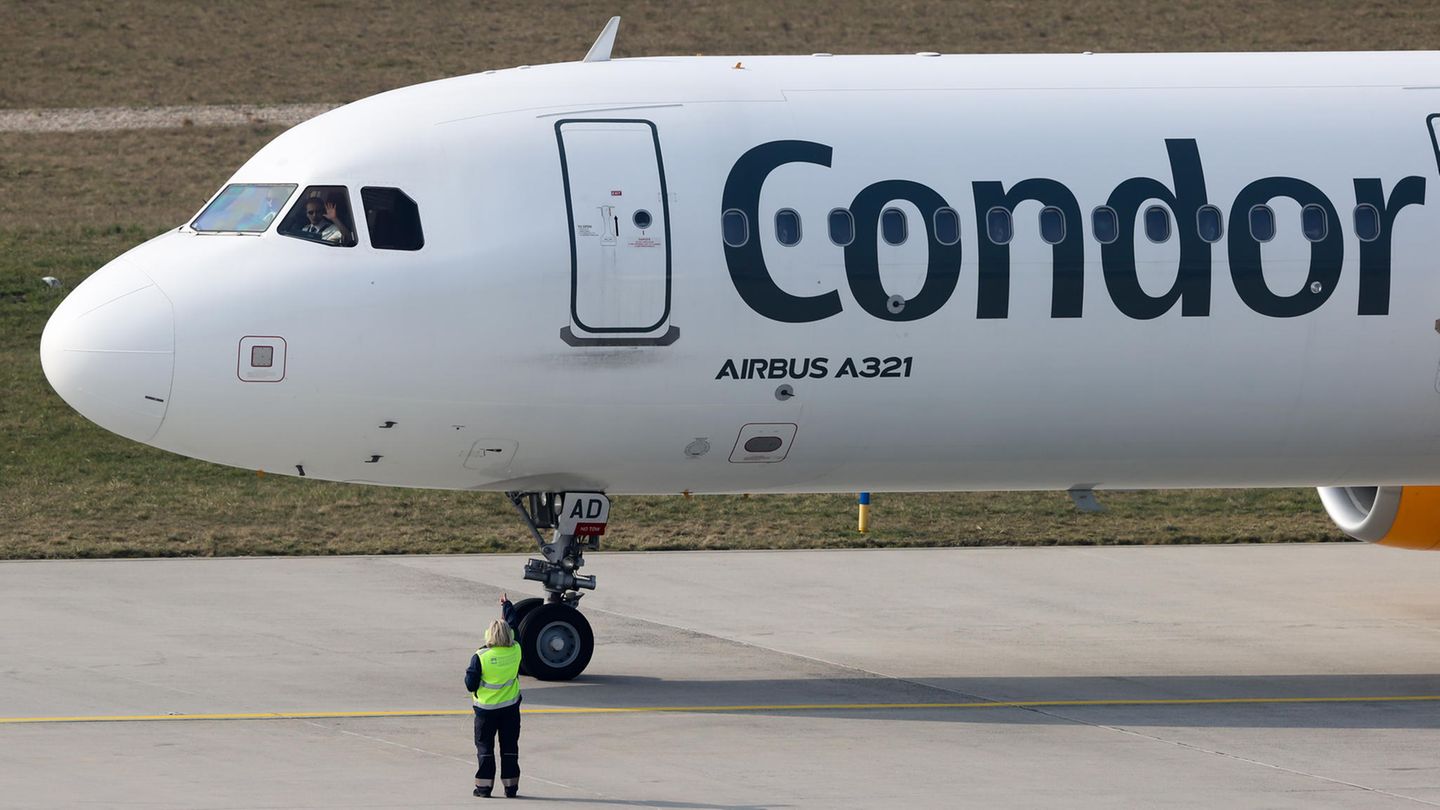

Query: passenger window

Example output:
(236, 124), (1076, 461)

(278, 186), (357, 247)
(1301, 204), (1327, 242)
(828, 208), (855, 246)
(986, 207), (1013, 245)
(1354, 204), (1381, 242)
(775, 209), (801, 246)
(933, 207), (960, 246)
(1196, 205), (1223, 243)
(1144, 206), (1171, 243)
(361, 187), (424, 251)
(881, 208), (907, 245)
(1039, 207), (1065, 244)
(1091, 207), (1118, 244)
(1249, 205), (1276, 242)
(722, 209), (749, 247)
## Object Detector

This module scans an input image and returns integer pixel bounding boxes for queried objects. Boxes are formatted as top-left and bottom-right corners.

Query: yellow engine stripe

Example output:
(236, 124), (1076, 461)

(3, 694), (1440, 724)
(1381, 486), (1440, 550)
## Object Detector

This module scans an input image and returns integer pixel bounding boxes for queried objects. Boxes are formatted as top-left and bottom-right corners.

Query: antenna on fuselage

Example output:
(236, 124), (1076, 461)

(583, 16), (621, 62)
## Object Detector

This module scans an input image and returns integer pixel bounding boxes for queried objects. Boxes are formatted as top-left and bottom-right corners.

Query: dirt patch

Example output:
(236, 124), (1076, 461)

(0, 104), (335, 133)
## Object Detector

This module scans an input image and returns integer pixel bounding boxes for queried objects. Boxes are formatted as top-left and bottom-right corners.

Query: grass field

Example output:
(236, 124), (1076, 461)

(12, 0), (1430, 558)
(5, 1), (1438, 109)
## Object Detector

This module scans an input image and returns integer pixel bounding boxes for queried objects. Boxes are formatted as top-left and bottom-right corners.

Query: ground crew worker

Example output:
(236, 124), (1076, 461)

(465, 593), (522, 798)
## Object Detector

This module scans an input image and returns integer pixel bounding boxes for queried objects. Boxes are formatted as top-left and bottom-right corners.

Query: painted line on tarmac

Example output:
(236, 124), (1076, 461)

(4, 695), (1440, 725)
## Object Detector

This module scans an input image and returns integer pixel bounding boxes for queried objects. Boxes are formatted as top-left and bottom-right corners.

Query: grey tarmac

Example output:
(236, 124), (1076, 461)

(3, 543), (1440, 808)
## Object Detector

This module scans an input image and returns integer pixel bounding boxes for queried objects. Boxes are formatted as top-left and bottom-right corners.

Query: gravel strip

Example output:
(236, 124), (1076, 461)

(0, 103), (340, 133)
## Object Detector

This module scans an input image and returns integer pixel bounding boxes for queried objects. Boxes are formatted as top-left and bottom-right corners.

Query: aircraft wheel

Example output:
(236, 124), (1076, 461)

(509, 597), (544, 630)
(509, 598), (544, 675)
(516, 602), (594, 681)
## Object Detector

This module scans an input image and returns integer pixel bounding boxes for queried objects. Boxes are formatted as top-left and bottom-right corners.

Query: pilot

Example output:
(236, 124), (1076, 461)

(464, 594), (523, 798)
(299, 196), (351, 245)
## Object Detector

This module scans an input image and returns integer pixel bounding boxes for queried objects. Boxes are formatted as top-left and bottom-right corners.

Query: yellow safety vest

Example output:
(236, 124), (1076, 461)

(472, 644), (522, 709)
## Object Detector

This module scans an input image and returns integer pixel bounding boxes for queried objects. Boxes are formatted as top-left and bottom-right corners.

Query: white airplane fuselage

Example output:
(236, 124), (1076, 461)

(40, 52), (1440, 495)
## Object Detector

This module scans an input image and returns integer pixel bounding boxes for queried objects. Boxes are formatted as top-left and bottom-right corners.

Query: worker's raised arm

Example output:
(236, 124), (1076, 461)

(500, 592), (517, 627)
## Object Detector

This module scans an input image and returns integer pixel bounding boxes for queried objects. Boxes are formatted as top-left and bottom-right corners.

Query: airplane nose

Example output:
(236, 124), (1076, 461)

(40, 260), (175, 444)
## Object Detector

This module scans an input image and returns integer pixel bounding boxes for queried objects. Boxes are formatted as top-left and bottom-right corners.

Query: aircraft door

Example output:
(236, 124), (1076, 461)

(1429, 114), (1440, 177)
(556, 119), (679, 346)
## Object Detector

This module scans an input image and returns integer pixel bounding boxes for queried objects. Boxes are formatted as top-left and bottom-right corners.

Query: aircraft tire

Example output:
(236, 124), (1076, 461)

(516, 602), (594, 681)
(508, 598), (544, 675)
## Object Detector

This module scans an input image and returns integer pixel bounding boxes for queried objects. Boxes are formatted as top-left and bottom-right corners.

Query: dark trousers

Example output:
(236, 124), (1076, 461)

(473, 704), (521, 788)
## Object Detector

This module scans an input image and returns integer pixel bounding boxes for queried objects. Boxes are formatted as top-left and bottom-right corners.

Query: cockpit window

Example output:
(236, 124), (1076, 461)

(192, 184), (296, 232)
(361, 187), (424, 251)
(278, 186), (357, 247)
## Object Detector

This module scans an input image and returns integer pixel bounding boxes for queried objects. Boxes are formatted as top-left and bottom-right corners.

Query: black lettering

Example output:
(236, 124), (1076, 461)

(844, 180), (962, 321)
(768, 358), (788, 378)
(722, 141), (842, 322)
(1354, 176), (1425, 315)
(971, 179), (1084, 318)
(836, 358), (859, 378)
(809, 357), (829, 378)
(1228, 177), (1341, 318)
(1101, 139), (1212, 319)
(716, 359), (738, 380)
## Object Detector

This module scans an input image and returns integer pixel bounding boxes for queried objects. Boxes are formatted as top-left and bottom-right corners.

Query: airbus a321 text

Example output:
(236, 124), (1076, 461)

(40, 19), (1440, 678)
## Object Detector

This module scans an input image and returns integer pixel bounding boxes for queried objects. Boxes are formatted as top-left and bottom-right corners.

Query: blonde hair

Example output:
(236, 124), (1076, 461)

(485, 619), (514, 648)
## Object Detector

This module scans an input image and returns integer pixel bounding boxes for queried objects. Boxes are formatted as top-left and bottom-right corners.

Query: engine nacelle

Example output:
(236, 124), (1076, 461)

(1317, 486), (1440, 549)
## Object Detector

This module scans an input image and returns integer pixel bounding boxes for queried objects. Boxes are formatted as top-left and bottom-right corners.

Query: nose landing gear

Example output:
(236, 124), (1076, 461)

(504, 491), (608, 681)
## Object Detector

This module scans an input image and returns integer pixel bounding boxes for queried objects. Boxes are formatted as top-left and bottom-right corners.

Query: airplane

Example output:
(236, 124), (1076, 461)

(38, 17), (1440, 680)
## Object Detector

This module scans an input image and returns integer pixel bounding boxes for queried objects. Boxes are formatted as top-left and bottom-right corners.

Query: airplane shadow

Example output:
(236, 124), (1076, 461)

(522, 672), (1440, 729)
